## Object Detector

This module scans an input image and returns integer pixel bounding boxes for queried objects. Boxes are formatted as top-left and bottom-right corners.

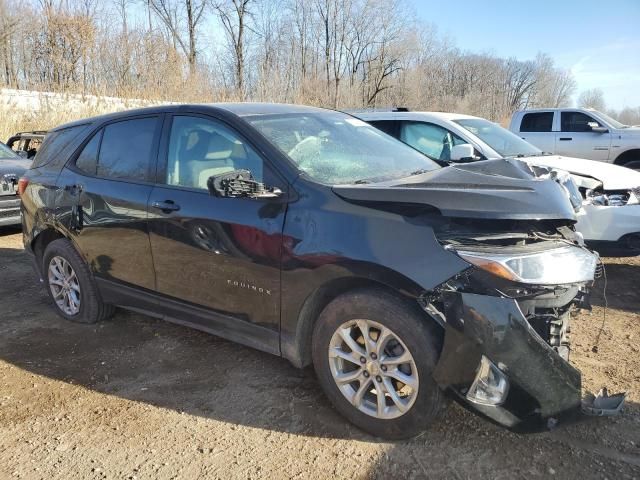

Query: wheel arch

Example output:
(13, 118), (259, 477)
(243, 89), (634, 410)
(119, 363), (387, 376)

(613, 148), (640, 166)
(283, 273), (442, 369)
(31, 227), (68, 275)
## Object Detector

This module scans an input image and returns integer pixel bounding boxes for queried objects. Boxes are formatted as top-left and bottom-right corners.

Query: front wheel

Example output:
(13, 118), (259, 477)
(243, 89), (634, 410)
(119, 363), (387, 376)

(312, 288), (446, 439)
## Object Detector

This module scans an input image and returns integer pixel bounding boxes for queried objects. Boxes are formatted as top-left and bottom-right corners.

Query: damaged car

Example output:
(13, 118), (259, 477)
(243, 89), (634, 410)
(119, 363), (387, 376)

(1, 141), (31, 227)
(355, 110), (640, 254)
(20, 104), (598, 439)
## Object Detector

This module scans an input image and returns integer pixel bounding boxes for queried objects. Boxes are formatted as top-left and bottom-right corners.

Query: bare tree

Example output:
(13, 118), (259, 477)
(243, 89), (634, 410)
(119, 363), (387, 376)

(2, 0), (605, 122)
(578, 88), (606, 111)
(212, 0), (252, 98)
(149, 0), (206, 75)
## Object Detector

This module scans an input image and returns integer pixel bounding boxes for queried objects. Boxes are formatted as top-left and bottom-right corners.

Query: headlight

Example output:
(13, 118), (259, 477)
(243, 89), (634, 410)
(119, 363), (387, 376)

(585, 187), (639, 206)
(456, 245), (597, 285)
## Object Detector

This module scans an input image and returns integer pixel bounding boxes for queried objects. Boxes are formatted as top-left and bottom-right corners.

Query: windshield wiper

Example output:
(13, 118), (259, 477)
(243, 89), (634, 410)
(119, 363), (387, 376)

(353, 179), (371, 184)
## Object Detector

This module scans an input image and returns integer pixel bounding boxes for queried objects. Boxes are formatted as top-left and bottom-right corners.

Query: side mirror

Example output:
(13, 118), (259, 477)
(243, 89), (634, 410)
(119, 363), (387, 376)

(207, 170), (282, 199)
(16, 150), (29, 158)
(450, 144), (476, 162)
(587, 122), (608, 133)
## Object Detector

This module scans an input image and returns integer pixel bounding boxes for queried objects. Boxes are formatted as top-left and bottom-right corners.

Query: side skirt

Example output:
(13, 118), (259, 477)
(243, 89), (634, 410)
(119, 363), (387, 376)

(96, 278), (281, 356)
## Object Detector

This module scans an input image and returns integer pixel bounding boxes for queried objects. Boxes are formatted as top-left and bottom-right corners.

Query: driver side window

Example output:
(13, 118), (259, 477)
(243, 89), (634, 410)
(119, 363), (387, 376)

(561, 112), (602, 132)
(400, 122), (465, 160)
(166, 115), (264, 190)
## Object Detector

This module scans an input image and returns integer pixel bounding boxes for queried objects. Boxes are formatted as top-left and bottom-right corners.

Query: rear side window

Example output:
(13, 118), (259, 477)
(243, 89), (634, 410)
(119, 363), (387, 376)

(73, 117), (158, 181)
(520, 112), (553, 132)
(561, 112), (602, 132)
(32, 125), (89, 168)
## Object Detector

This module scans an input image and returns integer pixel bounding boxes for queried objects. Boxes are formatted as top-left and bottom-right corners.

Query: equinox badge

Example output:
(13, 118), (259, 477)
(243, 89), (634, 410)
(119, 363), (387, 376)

(226, 279), (272, 296)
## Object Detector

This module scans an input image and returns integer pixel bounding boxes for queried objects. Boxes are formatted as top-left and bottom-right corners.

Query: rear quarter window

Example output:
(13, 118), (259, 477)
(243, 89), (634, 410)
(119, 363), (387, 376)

(31, 124), (90, 168)
(520, 112), (554, 132)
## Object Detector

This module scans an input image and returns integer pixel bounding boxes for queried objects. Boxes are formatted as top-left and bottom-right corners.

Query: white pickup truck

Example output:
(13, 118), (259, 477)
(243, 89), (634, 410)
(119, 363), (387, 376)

(509, 108), (640, 170)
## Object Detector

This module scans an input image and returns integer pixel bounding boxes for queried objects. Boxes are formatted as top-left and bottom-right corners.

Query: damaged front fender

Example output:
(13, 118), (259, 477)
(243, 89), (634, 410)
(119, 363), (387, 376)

(433, 291), (582, 431)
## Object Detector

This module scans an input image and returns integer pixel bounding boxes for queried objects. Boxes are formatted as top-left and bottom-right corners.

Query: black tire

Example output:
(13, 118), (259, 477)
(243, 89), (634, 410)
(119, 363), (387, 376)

(42, 238), (115, 324)
(312, 288), (446, 440)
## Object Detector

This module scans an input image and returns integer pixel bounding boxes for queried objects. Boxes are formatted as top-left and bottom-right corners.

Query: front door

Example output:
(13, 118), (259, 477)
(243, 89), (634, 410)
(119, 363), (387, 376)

(147, 114), (288, 339)
(555, 111), (611, 161)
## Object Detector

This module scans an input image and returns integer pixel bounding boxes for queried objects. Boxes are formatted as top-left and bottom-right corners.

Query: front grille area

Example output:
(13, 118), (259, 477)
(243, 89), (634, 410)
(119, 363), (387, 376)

(0, 208), (20, 219)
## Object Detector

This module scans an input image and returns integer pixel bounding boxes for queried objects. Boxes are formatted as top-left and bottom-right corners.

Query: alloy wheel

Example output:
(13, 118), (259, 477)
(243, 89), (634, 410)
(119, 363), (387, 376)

(328, 319), (419, 419)
(48, 256), (81, 316)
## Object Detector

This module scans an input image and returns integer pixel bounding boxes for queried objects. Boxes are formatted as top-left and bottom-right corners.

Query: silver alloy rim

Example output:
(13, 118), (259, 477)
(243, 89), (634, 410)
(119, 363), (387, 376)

(328, 319), (419, 419)
(48, 256), (81, 316)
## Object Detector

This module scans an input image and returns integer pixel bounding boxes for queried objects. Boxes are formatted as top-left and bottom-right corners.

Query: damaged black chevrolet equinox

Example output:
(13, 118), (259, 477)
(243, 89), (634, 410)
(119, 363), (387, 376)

(20, 104), (599, 439)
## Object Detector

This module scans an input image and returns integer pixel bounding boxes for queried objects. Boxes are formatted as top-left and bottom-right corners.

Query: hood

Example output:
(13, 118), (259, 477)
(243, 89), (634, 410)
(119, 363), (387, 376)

(333, 159), (576, 221)
(0, 156), (32, 175)
(521, 155), (640, 190)
(615, 126), (640, 133)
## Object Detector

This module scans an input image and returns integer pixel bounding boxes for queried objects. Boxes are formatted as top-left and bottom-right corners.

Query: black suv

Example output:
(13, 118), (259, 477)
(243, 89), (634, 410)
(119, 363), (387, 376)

(20, 104), (598, 439)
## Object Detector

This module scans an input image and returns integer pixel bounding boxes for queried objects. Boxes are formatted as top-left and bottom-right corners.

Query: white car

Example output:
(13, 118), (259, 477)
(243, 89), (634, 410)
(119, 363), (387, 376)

(353, 110), (640, 253)
(509, 108), (640, 170)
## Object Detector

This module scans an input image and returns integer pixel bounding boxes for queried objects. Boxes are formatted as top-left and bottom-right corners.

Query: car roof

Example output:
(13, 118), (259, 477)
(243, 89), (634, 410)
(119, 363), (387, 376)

(51, 103), (334, 132)
(513, 107), (598, 113)
(351, 110), (482, 122)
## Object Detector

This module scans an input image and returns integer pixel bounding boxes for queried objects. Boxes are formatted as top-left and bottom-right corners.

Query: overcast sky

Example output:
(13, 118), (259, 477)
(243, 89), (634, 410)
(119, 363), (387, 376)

(411, 0), (640, 110)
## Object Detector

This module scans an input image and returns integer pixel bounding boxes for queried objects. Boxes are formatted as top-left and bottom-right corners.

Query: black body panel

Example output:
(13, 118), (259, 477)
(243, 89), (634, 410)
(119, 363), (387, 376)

(434, 292), (582, 431)
(146, 186), (286, 332)
(55, 167), (156, 289)
(334, 159), (577, 221)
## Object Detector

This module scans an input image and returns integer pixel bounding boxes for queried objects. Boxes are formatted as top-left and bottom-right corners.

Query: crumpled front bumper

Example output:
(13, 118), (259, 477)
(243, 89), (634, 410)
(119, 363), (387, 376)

(433, 291), (582, 432)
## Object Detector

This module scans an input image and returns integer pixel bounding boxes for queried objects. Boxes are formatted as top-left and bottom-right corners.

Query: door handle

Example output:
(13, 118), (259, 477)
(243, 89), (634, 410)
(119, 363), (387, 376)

(151, 200), (180, 212)
(558, 137), (573, 141)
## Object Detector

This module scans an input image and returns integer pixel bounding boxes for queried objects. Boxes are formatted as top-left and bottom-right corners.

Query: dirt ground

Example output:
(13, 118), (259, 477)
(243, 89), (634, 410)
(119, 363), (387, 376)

(0, 225), (638, 480)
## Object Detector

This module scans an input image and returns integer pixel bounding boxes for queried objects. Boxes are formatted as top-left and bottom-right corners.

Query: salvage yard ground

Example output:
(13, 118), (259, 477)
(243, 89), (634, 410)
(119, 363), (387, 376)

(0, 226), (638, 479)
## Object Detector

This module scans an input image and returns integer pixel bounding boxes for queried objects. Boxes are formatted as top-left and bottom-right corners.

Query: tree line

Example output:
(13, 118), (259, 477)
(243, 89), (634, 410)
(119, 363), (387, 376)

(0, 0), (614, 123)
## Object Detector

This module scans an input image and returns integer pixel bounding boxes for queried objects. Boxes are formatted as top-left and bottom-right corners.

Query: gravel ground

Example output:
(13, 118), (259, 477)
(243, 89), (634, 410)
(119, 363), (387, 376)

(0, 225), (638, 480)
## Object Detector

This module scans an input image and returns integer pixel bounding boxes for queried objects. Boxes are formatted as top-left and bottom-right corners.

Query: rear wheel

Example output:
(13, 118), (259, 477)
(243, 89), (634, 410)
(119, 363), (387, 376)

(312, 288), (445, 439)
(43, 239), (114, 324)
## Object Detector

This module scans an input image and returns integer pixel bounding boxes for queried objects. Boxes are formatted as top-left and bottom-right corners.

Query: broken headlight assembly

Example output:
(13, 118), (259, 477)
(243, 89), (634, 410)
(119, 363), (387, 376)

(453, 245), (598, 285)
(466, 356), (509, 406)
(585, 187), (640, 206)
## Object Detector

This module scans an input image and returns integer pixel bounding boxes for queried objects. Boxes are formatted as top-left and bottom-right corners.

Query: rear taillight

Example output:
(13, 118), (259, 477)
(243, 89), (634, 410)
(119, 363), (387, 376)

(17, 177), (29, 196)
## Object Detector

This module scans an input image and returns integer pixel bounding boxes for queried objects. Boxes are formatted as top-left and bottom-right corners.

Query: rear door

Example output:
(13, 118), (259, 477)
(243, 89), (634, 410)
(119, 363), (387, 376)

(146, 113), (288, 344)
(516, 111), (556, 153)
(555, 111), (611, 161)
(57, 115), (161, 290)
